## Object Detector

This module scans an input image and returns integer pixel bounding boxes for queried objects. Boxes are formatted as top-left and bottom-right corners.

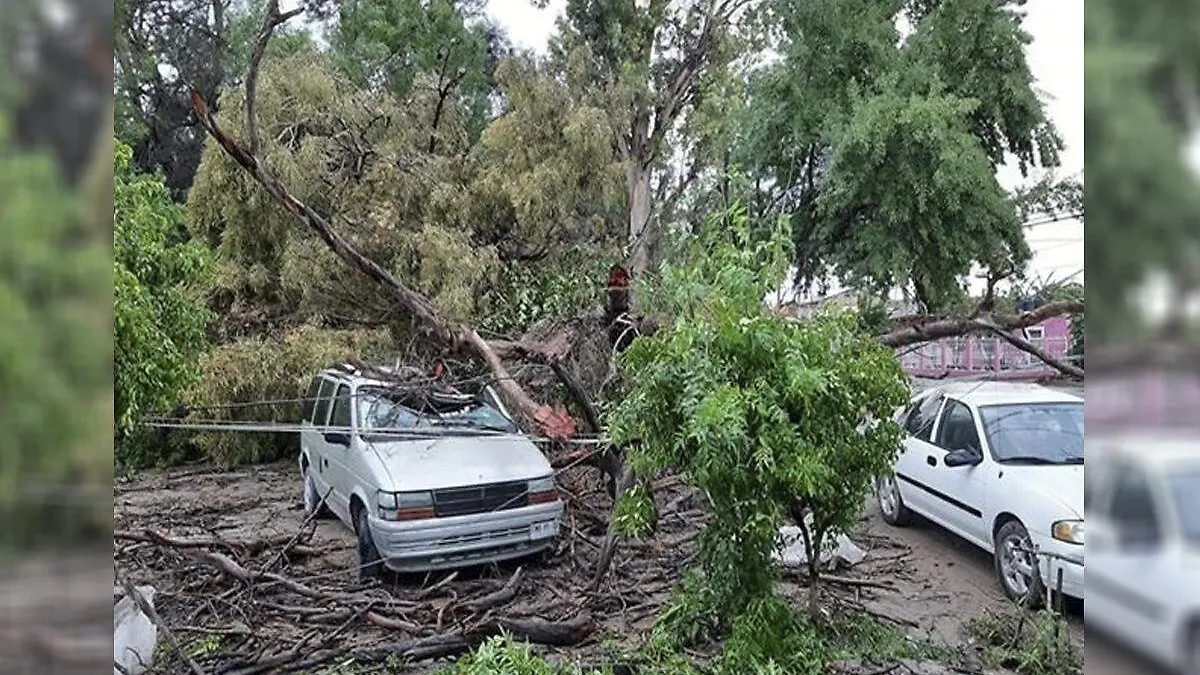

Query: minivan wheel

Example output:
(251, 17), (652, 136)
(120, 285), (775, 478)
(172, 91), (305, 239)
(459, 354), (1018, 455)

(994, 519), (1045, 608)
(354, 504), (384, 581)
(875, 475), (911, 526)
(302, 470), (330, 519)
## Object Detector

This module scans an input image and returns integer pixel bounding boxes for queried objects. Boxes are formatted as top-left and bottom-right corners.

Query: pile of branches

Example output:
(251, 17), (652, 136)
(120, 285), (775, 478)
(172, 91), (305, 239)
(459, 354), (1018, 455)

(113, 464), (705, 674)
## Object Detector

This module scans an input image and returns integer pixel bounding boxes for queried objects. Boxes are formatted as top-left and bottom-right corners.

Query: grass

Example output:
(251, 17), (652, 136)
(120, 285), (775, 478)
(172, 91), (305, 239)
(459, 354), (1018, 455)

(964, 607), (1082, 675)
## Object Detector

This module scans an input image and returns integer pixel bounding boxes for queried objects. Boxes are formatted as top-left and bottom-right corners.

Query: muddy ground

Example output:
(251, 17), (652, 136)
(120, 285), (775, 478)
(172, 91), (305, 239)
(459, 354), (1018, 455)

(112, 457), (1097, 674)
(115, 462), (704, 673)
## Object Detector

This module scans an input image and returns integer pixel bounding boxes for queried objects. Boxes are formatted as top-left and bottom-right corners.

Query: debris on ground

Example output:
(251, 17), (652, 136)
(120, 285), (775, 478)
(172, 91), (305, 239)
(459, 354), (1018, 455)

(829, 659), (1019, 675)
(773, 524), (866, 569)
(114, 584), (158, 674)
(113, 462), (707, 672)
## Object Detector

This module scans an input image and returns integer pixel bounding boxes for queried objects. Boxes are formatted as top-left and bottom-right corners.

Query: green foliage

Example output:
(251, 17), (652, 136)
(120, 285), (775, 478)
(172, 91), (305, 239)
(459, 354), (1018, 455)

(609, 204), (910, 638)
(965, 608), (1082, 675)
(439, 634), (592, 675)
(190, 50), (624, 338)
(0, 114), (112, 545)
(114, 140), (214, 444)
(185, 325), (393, 466)
(742, 0), (1058, 312)
(333, 0), (499, 142)
(818, 86), (1028, 310)
(1085, 0), (1200, 340)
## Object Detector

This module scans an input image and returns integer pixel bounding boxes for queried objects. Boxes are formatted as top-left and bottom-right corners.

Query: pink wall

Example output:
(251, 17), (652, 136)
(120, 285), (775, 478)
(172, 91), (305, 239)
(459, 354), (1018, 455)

(899, 316), (1075, 377)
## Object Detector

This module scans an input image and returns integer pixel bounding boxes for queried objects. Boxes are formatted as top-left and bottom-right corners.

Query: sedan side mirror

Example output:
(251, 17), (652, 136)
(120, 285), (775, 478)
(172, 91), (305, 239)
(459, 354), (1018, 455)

(944, 448), (982, 467)
(324, 432), (351, 446)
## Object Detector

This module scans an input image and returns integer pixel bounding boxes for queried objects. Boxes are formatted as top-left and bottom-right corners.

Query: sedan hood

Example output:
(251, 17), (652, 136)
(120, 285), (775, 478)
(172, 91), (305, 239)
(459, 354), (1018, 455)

(368, 434), (551, 491)
(1002, 464), (1083, 518)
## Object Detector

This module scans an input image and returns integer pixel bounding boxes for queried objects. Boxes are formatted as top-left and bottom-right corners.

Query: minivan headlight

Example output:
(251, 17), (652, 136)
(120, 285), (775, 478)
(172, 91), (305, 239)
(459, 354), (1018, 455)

(1052, 520), (1084, 545)
(377, 490), (434, 520)
(528, 476), (556, 494)
(527, 475), (559, 504)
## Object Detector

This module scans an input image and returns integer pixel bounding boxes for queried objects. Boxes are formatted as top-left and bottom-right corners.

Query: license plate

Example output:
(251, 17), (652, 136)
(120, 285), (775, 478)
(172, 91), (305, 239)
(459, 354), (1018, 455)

(529, 521), (556, 540)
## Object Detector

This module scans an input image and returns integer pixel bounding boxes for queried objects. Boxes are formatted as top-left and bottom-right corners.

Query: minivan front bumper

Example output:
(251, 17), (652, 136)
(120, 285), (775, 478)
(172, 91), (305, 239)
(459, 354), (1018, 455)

(368, 500), (565, 572)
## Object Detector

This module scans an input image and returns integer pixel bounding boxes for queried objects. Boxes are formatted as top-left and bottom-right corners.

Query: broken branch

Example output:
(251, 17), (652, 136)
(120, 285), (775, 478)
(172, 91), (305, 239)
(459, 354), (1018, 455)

(188, 4), (577, 440)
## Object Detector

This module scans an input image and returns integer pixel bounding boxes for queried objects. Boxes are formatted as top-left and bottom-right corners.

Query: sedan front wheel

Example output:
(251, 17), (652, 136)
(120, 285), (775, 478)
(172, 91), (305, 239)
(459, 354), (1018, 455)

(993, 519), (1045, 609)
(875, 474), (911, 526)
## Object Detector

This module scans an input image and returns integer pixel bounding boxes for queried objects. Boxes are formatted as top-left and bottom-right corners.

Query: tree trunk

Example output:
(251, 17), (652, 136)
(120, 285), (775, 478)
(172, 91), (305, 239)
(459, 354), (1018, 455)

(627, 163), (654, 279)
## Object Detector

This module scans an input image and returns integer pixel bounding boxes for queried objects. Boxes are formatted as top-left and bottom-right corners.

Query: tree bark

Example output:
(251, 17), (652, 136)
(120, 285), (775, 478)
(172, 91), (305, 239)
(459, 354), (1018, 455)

(877, 301), (1083, 348)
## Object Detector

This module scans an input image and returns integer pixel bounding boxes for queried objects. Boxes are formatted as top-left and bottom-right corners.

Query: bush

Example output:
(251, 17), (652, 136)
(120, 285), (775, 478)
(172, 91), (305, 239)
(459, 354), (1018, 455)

(115, 139), (214, 443)
(179, 325), (393, 467)
(609, 204), (910, 637)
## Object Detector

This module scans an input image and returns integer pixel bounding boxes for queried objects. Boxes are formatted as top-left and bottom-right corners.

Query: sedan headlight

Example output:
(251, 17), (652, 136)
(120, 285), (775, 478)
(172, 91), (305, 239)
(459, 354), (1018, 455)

(377, 490), (434, 520)
(1052, 519), (1084, 545)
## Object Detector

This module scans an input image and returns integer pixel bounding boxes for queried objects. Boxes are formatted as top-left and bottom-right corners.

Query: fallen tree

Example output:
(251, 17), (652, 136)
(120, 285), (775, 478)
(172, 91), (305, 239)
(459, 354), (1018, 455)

(188, 0), (1084, 592)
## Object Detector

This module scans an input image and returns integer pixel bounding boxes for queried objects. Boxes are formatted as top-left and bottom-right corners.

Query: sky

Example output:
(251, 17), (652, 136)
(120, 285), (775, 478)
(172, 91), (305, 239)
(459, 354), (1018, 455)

(483, 0), (1086, 299)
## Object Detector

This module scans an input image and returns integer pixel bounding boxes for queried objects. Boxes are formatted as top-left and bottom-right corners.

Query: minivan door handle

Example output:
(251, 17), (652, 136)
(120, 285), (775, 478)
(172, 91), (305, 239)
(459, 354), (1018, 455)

(926, 455), (937, 466)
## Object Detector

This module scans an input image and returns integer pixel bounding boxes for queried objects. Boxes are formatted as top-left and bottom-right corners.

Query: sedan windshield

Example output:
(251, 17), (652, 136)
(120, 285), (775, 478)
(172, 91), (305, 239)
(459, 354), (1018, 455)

(1168, 470), (1200, 546)
(978, 402), (1084, 464)
(359, 388), (518, 434)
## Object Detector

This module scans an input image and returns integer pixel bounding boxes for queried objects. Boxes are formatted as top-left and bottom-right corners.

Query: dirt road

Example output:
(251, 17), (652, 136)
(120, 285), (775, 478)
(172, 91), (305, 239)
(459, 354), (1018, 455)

(851, 506), (1084, 647)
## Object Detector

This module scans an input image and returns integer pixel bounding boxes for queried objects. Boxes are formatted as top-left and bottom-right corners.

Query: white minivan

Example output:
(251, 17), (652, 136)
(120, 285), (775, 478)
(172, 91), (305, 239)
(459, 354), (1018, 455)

(298, 363), (565, 578)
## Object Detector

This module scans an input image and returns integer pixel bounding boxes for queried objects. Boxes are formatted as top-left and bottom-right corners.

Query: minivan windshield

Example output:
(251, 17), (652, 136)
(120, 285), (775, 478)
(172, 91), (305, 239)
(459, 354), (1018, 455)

(978, 402), (1084, 465)
(358, 387), (518, 434)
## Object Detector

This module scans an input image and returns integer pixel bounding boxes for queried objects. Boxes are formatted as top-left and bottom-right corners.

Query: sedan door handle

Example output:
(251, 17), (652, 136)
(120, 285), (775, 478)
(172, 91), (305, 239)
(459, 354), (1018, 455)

(926, 455), (937, 466)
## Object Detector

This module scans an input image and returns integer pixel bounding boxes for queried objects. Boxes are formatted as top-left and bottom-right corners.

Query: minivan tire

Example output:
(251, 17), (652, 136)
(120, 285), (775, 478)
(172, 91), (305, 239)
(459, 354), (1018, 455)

(355, 504), (384, 581)
(302, 470), (331, 519)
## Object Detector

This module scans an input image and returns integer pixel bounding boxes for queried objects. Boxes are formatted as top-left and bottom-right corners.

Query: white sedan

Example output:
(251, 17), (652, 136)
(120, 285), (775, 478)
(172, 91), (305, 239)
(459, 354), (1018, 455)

(1085, 431), (1200, 675)
(875, 381), (1084, 607)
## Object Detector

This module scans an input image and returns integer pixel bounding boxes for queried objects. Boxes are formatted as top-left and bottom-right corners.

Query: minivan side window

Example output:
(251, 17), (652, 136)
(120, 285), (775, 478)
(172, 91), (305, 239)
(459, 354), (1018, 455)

(312, 378), (335, 425)
(330, 384), (352, 430)
(301, 377), (321, 422)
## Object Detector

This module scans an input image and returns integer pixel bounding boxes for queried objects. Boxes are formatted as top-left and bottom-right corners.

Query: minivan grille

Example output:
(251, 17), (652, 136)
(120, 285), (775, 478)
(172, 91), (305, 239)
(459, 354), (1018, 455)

(432, 481), (528, 517)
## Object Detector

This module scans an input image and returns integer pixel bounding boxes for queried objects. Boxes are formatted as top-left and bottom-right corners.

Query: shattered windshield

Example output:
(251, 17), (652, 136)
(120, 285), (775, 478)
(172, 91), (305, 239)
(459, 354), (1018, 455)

(978, 402), (1084, 465)
(358, 387), (518, 434)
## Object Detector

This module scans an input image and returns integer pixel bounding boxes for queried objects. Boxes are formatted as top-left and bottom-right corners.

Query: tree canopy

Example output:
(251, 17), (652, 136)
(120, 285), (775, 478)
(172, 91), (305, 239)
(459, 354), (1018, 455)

(114, 139), (213, 445)
(739, 0), (1062, 312)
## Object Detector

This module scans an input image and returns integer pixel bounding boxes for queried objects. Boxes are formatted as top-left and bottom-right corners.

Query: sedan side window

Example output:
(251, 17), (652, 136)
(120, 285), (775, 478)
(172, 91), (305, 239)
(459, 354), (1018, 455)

(935, 399), (981, 452)
(911, 394), (943, 442)
(1108, 466), (1162, 548)
(330, 384), (353, 431)
(312, 378), (335, 425)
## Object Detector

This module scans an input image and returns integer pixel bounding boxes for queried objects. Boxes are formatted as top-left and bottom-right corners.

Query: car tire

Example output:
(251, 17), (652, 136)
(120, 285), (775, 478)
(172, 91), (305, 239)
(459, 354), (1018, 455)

(993, 519), (1045, 608)
(875, 474), (911, 526)
(302, 469), (331, 519)
(354, 504), (384, 582)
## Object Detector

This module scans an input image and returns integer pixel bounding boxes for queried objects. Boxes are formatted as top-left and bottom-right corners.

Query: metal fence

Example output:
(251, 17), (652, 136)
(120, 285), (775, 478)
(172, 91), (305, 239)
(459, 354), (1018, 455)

(897, 335), (1072, 377)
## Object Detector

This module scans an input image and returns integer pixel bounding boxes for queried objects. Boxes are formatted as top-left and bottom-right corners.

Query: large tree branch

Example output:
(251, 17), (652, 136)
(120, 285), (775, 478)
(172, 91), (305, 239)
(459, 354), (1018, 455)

(978, 319), (1084, 379)
(874, 300), (1085, 379)
(190, 0), (576, 440)
(877, 300), (1083, 348)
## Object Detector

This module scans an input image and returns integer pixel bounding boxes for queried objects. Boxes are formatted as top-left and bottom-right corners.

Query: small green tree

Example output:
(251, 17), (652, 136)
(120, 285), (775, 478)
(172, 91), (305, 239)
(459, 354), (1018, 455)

(115, 139), (214, 461)
(608, 204), (909, 641)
